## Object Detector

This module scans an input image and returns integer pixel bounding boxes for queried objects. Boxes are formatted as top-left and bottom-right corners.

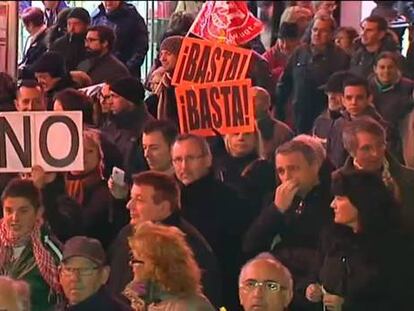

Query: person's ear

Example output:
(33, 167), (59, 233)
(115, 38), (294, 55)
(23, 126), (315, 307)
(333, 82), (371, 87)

(159, 200), (171, 216)
(283, 288), (294, 307)
(100, 266), (111, 285)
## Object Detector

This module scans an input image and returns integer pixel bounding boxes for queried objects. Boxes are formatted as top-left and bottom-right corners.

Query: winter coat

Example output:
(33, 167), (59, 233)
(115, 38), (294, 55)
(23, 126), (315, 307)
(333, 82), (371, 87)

(50, 33), (88, 71)
(107, 212), (222, 307)
(91, 2), (149, 78)
(19, 27), (48, 79)
(77, 52), (130, 84)
(276, 43), (350, 133)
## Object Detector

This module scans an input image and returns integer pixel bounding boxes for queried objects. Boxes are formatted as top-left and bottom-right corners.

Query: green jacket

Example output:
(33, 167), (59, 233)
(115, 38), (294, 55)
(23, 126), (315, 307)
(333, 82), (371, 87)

(1, 228), (62, 311)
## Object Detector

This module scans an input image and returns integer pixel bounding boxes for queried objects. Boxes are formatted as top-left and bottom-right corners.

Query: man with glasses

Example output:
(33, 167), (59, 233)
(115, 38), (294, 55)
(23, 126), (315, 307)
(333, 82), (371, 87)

(239, 253), (293, 311)
(56, 236), (131, 310)
(77, 25), (129, 84)
(172, 134), (250, 310)
(340, 117), (414, 236)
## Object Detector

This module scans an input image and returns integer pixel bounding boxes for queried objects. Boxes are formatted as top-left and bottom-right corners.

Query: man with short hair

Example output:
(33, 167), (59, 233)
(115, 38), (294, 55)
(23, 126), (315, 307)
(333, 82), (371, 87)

(0, 179), (62, 311)
(55, 236), (131, 310)
(77, 25), (130, 84)
(15, 79), (46, 111)
(172, 134), (249, 310)
(142, 119), (178, 175)
(107, 171), (221, 307)
(350, 15), (402, 78)
(91, 1), (149, 79)
(239, 253), (293, 311)
(243, 138), (333, 309)
(19, 7), (47, 79)
(340, 117), (414, 236)
(276, 15), (349, 134)
(50, 7), (90, 70)
(102, 76), (154, 178)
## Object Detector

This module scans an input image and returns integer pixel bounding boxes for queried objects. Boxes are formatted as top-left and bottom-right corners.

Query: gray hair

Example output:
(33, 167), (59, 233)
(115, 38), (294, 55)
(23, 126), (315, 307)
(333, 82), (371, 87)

(174, 133), (212, 157)
(293, 134), (326, 168)
(239, 252), (293, 291)
(276, 139), (321, 168)
(342, 117), (386, 155)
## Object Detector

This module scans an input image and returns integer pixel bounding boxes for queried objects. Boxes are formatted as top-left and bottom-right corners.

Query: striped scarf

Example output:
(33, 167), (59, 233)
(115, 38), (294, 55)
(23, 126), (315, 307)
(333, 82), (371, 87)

(0, 219), (61, 293)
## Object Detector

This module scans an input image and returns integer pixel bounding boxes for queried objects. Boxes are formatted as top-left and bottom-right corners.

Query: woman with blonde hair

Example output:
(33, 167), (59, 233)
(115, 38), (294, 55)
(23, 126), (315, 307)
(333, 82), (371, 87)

(124, 222), (215, 310)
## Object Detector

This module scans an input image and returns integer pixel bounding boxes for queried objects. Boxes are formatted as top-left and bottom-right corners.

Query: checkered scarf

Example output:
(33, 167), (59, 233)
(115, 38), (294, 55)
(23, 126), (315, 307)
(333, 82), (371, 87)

(0, 219), (61, 292)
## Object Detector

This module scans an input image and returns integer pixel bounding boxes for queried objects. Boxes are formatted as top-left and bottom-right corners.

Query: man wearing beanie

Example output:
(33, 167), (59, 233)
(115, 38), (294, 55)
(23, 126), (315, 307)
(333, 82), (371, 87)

(50, 7), (90, 70)
(91, 1), (149, 79)
(101, 77), (154, 180)
(156, 35), (183, 126)
(33, 51), (76, 110)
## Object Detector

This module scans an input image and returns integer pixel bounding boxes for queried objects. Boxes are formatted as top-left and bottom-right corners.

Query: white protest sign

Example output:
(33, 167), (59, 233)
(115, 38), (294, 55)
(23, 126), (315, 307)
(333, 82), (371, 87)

(0, 111), (83, 172)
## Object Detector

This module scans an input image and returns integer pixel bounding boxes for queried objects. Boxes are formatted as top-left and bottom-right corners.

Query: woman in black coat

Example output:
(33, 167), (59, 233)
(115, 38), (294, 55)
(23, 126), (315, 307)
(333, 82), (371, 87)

(306, 170), (411, 311)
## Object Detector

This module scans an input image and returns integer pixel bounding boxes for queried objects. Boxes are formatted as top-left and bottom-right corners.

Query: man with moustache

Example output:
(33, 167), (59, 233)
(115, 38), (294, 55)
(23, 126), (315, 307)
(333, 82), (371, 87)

(77, 25), (130, 84)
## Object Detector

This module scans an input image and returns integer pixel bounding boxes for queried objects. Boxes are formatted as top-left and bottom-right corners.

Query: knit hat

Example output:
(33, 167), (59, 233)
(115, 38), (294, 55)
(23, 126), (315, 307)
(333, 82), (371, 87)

(278, 22), (299, 39)
(62, 236), (106, 266)
(109, 77), (145, 106)
(160, 35), (184, 56)
(67, 7), (90, 25)
(32, 51), (67, 78)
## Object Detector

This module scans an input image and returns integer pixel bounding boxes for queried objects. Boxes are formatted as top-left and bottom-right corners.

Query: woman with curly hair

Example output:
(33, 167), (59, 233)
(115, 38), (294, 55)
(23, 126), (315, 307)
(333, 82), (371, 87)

(125, 222), (215, 310)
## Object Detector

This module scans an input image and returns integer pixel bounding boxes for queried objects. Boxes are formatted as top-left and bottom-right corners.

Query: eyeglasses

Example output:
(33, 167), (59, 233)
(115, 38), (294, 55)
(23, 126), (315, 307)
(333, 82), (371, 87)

(240, 280), (286, 293)
(172, 154), (205, 165)
(60, 265), (100, 277)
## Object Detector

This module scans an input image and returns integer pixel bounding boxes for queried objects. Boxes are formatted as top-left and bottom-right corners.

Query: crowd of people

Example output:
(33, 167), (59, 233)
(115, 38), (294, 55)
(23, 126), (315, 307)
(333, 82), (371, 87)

(0, 1), (414, 310)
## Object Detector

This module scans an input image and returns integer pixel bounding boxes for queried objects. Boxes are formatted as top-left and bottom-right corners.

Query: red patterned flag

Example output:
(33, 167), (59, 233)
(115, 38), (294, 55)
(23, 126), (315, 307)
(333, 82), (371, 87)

(189, 1), (263, 46)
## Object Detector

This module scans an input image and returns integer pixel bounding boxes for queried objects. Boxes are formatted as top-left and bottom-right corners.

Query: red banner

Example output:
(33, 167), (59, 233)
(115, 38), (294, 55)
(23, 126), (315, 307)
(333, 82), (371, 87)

(189, 1), (263, 46)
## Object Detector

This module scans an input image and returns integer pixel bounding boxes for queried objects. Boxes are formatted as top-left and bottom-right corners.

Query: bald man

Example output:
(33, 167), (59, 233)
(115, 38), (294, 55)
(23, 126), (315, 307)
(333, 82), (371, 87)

(239, 253), (293, 311)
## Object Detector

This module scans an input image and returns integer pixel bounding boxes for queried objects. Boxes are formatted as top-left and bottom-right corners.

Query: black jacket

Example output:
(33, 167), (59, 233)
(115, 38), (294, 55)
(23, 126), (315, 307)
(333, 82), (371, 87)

(310, 225), (412, 311)
(54, 287), (132, 311)
(91, 2), (149, 78)
(101, 106), (154, 180)
(77, 52), (130, 84)
(19, 28), (48, 79)
(107, 211), (222, 307)
(276, 43), (350, 133)
(50, 33), (88, 71)
(45, 76), (77, 111)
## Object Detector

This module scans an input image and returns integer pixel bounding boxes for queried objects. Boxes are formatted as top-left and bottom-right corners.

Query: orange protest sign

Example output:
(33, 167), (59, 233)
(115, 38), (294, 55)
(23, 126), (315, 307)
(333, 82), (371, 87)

(175, 79), (254, 136)
(171, 36), (252, 86)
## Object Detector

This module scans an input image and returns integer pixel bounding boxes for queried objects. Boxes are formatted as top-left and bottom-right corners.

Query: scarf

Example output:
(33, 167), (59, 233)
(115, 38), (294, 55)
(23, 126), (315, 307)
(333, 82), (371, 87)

(65, 169), (103, 206)
(156, 72), (172, 121)
(0, 219), (61, 293)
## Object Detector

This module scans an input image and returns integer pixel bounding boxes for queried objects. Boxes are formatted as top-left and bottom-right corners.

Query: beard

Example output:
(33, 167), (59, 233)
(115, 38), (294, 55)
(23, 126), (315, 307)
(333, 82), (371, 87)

(86, 49), (101, 58)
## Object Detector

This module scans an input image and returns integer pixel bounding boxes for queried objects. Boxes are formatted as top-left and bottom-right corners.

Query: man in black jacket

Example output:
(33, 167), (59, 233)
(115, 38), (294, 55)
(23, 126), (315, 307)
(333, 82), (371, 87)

(91, 1), (149, 79)
(50, 7), (90, 71)
(243, 138), (334, 310)
(276, 15), (349, 134)
(55, 236), (132, 311)
(107, 171), (221, 307)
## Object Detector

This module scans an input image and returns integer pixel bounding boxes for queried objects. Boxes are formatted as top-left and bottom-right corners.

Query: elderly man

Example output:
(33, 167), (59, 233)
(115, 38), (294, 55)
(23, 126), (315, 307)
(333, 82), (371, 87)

(239, 253), (293, 311)
(0, 179), (62, 311)
(340, 117), (414, 236)
(55, 236), (131, 310)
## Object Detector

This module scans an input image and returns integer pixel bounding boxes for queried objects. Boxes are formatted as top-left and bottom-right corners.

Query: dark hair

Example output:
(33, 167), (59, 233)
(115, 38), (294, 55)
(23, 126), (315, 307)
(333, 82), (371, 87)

(143, 120), (178, 147)
(374, 51), (402, 69)
(342, 117), (386, 154)
(335, 26), (358, 42)
(313, 14), (337, 32)
(132, 171), (180, 212)
(167, 11), (195, 35)
(2, 179), (42, 210)
(21, 7), (44, 28)
(363, 15), (388, 32)
(343, 76), (370, 96)
(54, 88), (94, 125)
(0, 72), (16, 103)
(87, 25), (115, 51)
(331, 170), (400, 234)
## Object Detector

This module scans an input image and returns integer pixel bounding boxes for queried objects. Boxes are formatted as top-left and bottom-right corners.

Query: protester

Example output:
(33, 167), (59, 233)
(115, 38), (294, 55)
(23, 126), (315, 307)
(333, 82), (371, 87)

(44, 7), (72, 49)
(19, 7), (47, 79)
(334, 26), (358, 55)
(243, 137), (333, 309)
(125, 222), (215, 310)
(0, 276), (31, 311)
(91, 1), (149, 79)
(0, 72), (16, 112)
(108, 171), (221, 307)
(276, 15), (349, 133)
(54, 88), (94, 124)
(42, 0), (69, 27)
(55, 236), (132, 310)
(33, 51), (76, 110)
(239, 253), (293, 311)
(0, 179), (62, 311)
(306, 170), (410, 310)
(77, 25), (130, 84)
(144, 66), (165, 118)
